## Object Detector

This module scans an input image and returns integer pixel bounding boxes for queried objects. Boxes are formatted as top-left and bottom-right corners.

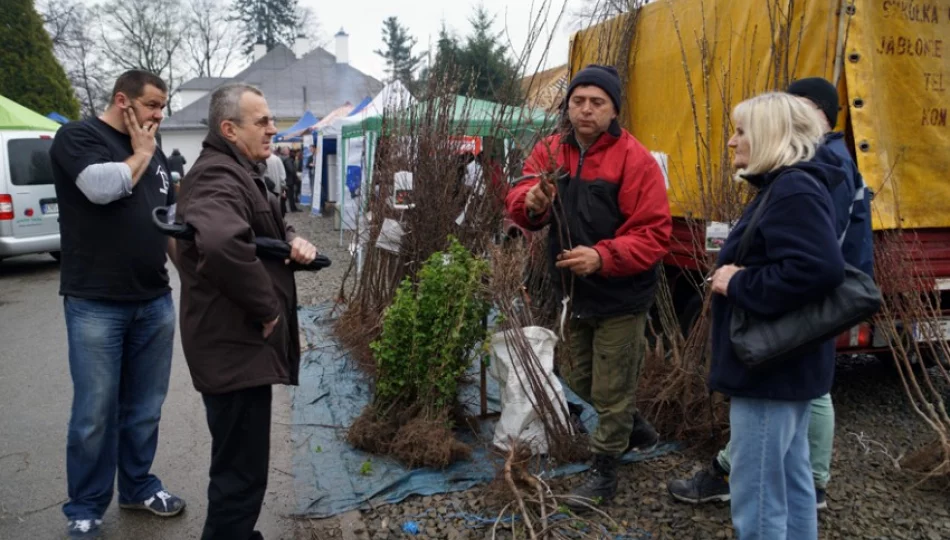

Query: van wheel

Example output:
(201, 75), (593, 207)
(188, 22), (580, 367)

(50, 251), (61, 262)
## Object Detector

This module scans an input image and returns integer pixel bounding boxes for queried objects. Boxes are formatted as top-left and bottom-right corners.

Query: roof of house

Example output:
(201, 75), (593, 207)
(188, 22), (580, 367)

(258, 48), (381, 122)
(162, 45), (382, 130)
(178, 77), (232, 91)
(520, 65), (569, 112)
(231, 45), (299, 84)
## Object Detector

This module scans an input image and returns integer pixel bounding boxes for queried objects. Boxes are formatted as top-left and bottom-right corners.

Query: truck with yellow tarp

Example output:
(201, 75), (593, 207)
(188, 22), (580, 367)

(568, 0), (950, 357)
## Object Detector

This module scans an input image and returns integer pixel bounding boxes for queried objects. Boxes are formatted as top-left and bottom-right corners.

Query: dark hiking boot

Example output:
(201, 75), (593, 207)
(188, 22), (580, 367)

(668, 459), (731, 504)
(566, 454), (620, 510)
(626, 411), (659, 453)
(816, 488), (828, 511)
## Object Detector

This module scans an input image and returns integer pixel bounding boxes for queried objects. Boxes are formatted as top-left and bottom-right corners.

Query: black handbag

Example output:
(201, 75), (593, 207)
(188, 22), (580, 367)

(728, 171), (882, 370)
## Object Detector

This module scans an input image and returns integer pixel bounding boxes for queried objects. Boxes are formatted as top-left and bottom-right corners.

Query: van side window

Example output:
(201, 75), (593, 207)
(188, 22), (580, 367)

(9, 139), (55, 186)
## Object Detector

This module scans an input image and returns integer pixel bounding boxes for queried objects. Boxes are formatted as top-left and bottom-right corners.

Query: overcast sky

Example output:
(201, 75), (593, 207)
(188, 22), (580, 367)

(294, 0), (573, 80)
(72, 0), (578, 82)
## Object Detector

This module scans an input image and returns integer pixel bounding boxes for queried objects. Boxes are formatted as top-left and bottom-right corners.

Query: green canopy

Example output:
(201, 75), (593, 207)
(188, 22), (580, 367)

(340, 95), (555, 139)
(0, 94), (62, 131)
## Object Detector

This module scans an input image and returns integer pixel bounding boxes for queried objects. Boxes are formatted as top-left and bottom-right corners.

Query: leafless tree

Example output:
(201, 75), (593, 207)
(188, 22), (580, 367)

(98, 0), (186, 113)
(296, 5), (330, 50)
(569, 0), (651, 28)
(37, 0), (79, 48)
(182, 0), (242, 78)
(38, 0), (112, 117)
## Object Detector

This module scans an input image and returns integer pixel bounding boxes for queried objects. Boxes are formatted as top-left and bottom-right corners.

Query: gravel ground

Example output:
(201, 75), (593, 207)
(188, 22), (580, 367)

(289, 210), (950, 539)
(288, 209), (354, 307)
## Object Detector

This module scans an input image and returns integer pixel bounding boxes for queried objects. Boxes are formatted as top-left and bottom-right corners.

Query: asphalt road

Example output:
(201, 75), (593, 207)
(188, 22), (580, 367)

(0, 254), (295, 540)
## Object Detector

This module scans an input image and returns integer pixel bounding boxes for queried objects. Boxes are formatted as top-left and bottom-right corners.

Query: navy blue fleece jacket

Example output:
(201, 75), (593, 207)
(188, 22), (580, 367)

(708, 161), (846, 401)
(819, 133), (875, 277)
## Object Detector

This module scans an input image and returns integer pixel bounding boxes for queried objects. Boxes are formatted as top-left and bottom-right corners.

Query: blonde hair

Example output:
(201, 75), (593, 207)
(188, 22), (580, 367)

(732, 92), (825, 176)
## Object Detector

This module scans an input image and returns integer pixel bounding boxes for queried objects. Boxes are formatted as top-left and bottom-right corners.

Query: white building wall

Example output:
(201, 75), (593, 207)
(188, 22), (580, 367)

(177, 90), (209, 111)
(159, 129), (207, 176)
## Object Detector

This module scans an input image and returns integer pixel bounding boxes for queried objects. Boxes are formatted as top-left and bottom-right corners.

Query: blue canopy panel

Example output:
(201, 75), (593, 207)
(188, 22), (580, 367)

(274, 110), (319, 142)
(347, 96), (372, 116)
(46, 112), (70, 124)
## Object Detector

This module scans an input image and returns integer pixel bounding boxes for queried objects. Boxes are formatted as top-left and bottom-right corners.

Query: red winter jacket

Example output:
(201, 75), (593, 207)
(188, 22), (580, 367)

(506, 122), (672, 317)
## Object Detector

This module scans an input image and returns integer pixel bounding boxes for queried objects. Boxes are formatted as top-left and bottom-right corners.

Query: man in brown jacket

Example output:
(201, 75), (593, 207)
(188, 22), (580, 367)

(175, 82), (318, 540)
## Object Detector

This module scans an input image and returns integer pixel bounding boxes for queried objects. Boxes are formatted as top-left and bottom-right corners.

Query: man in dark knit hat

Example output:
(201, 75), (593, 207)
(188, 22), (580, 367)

(669, 76), (874, 513)
(507, 64), (672, 506)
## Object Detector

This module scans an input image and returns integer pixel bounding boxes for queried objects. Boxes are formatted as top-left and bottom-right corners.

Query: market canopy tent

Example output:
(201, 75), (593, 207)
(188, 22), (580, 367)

(340, 94), (555, 139)
(0, 94), (62, 131)
(313, 102), (357, 131)
(274, 110), (319, 142)
(311, 83), (414, 214)
(347, 96), (373, 117)
(323, 80), (414, 139)
(46, 112), (71, 125)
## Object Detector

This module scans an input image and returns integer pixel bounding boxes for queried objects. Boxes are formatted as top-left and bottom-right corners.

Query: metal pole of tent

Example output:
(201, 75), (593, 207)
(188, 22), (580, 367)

(339, 135), (346, 248)
(312, 132), (324, 217)
(356, 131), (377, 276)
(355, 132), (366, 275)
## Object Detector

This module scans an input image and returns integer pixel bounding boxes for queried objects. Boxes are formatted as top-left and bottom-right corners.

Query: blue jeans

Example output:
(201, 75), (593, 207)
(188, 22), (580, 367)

(62, 293), (175, 520)
(718, 393), (835, 489)
(729, 397), (817, 540)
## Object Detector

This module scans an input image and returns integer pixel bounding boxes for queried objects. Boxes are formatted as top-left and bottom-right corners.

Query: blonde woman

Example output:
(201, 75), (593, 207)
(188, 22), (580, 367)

(707, 92), (845, 540)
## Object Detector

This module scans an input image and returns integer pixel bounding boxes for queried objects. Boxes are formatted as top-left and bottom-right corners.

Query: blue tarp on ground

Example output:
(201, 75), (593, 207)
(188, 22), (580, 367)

(291, 304), (676, 518)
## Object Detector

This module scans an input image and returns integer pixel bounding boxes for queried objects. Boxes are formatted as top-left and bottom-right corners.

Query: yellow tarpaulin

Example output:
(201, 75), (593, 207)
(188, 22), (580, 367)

(846, 0), (950, 229)
(569, 0), (950, 230)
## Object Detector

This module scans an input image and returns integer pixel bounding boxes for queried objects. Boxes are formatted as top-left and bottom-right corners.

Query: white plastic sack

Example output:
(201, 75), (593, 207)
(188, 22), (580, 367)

(488, 326), (571, 455)
(376, 218), (404, 254)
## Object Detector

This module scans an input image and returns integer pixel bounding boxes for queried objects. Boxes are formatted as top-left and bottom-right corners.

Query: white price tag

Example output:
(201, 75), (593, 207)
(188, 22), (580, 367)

(705, 221), (732, 252)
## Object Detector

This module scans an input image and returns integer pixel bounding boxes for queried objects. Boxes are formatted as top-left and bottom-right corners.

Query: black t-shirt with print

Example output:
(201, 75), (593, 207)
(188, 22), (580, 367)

(50, 117), (176, 301)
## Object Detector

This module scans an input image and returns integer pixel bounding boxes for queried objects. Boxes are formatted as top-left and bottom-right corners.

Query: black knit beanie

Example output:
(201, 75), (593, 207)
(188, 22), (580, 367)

(565, 64), (622, 114)
(787, 77), (840, 130)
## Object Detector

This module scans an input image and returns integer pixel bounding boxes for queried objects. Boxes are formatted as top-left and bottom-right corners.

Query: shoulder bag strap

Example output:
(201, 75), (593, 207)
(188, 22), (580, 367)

(737, 166), (835, 264)
(735, 167), (805, 264)
(735, 184), (773, 265)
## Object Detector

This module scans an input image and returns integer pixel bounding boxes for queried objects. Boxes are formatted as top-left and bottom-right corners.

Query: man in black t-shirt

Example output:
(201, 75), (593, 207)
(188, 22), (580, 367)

(49, 70), (185, 539)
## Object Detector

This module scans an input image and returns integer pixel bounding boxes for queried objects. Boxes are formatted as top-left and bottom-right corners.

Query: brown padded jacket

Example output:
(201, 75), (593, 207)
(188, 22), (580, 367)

(175, 131), (300, 395)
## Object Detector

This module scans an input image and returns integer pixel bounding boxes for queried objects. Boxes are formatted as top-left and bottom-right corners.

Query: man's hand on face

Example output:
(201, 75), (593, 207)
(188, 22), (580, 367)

(123, 105), (157, 158)
(286, 237), (317, 265)
(525, 177), (556, 215)
(555, 246), (602, 277)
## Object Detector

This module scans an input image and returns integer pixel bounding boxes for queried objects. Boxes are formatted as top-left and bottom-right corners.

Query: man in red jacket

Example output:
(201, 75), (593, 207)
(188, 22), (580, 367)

(506, 64), (672, 505)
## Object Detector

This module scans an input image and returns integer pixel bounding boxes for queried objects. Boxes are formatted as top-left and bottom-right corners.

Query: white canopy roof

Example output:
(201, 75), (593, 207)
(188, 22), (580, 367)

(320, 80), (413, 137)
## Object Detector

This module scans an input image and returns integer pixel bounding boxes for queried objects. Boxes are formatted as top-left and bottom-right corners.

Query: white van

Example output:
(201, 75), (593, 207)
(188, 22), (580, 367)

(0, 130), (60, 262)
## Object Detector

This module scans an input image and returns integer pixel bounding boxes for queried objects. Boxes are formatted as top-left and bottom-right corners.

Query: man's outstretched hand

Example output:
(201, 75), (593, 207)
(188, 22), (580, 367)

(287, 237), (317, 265)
